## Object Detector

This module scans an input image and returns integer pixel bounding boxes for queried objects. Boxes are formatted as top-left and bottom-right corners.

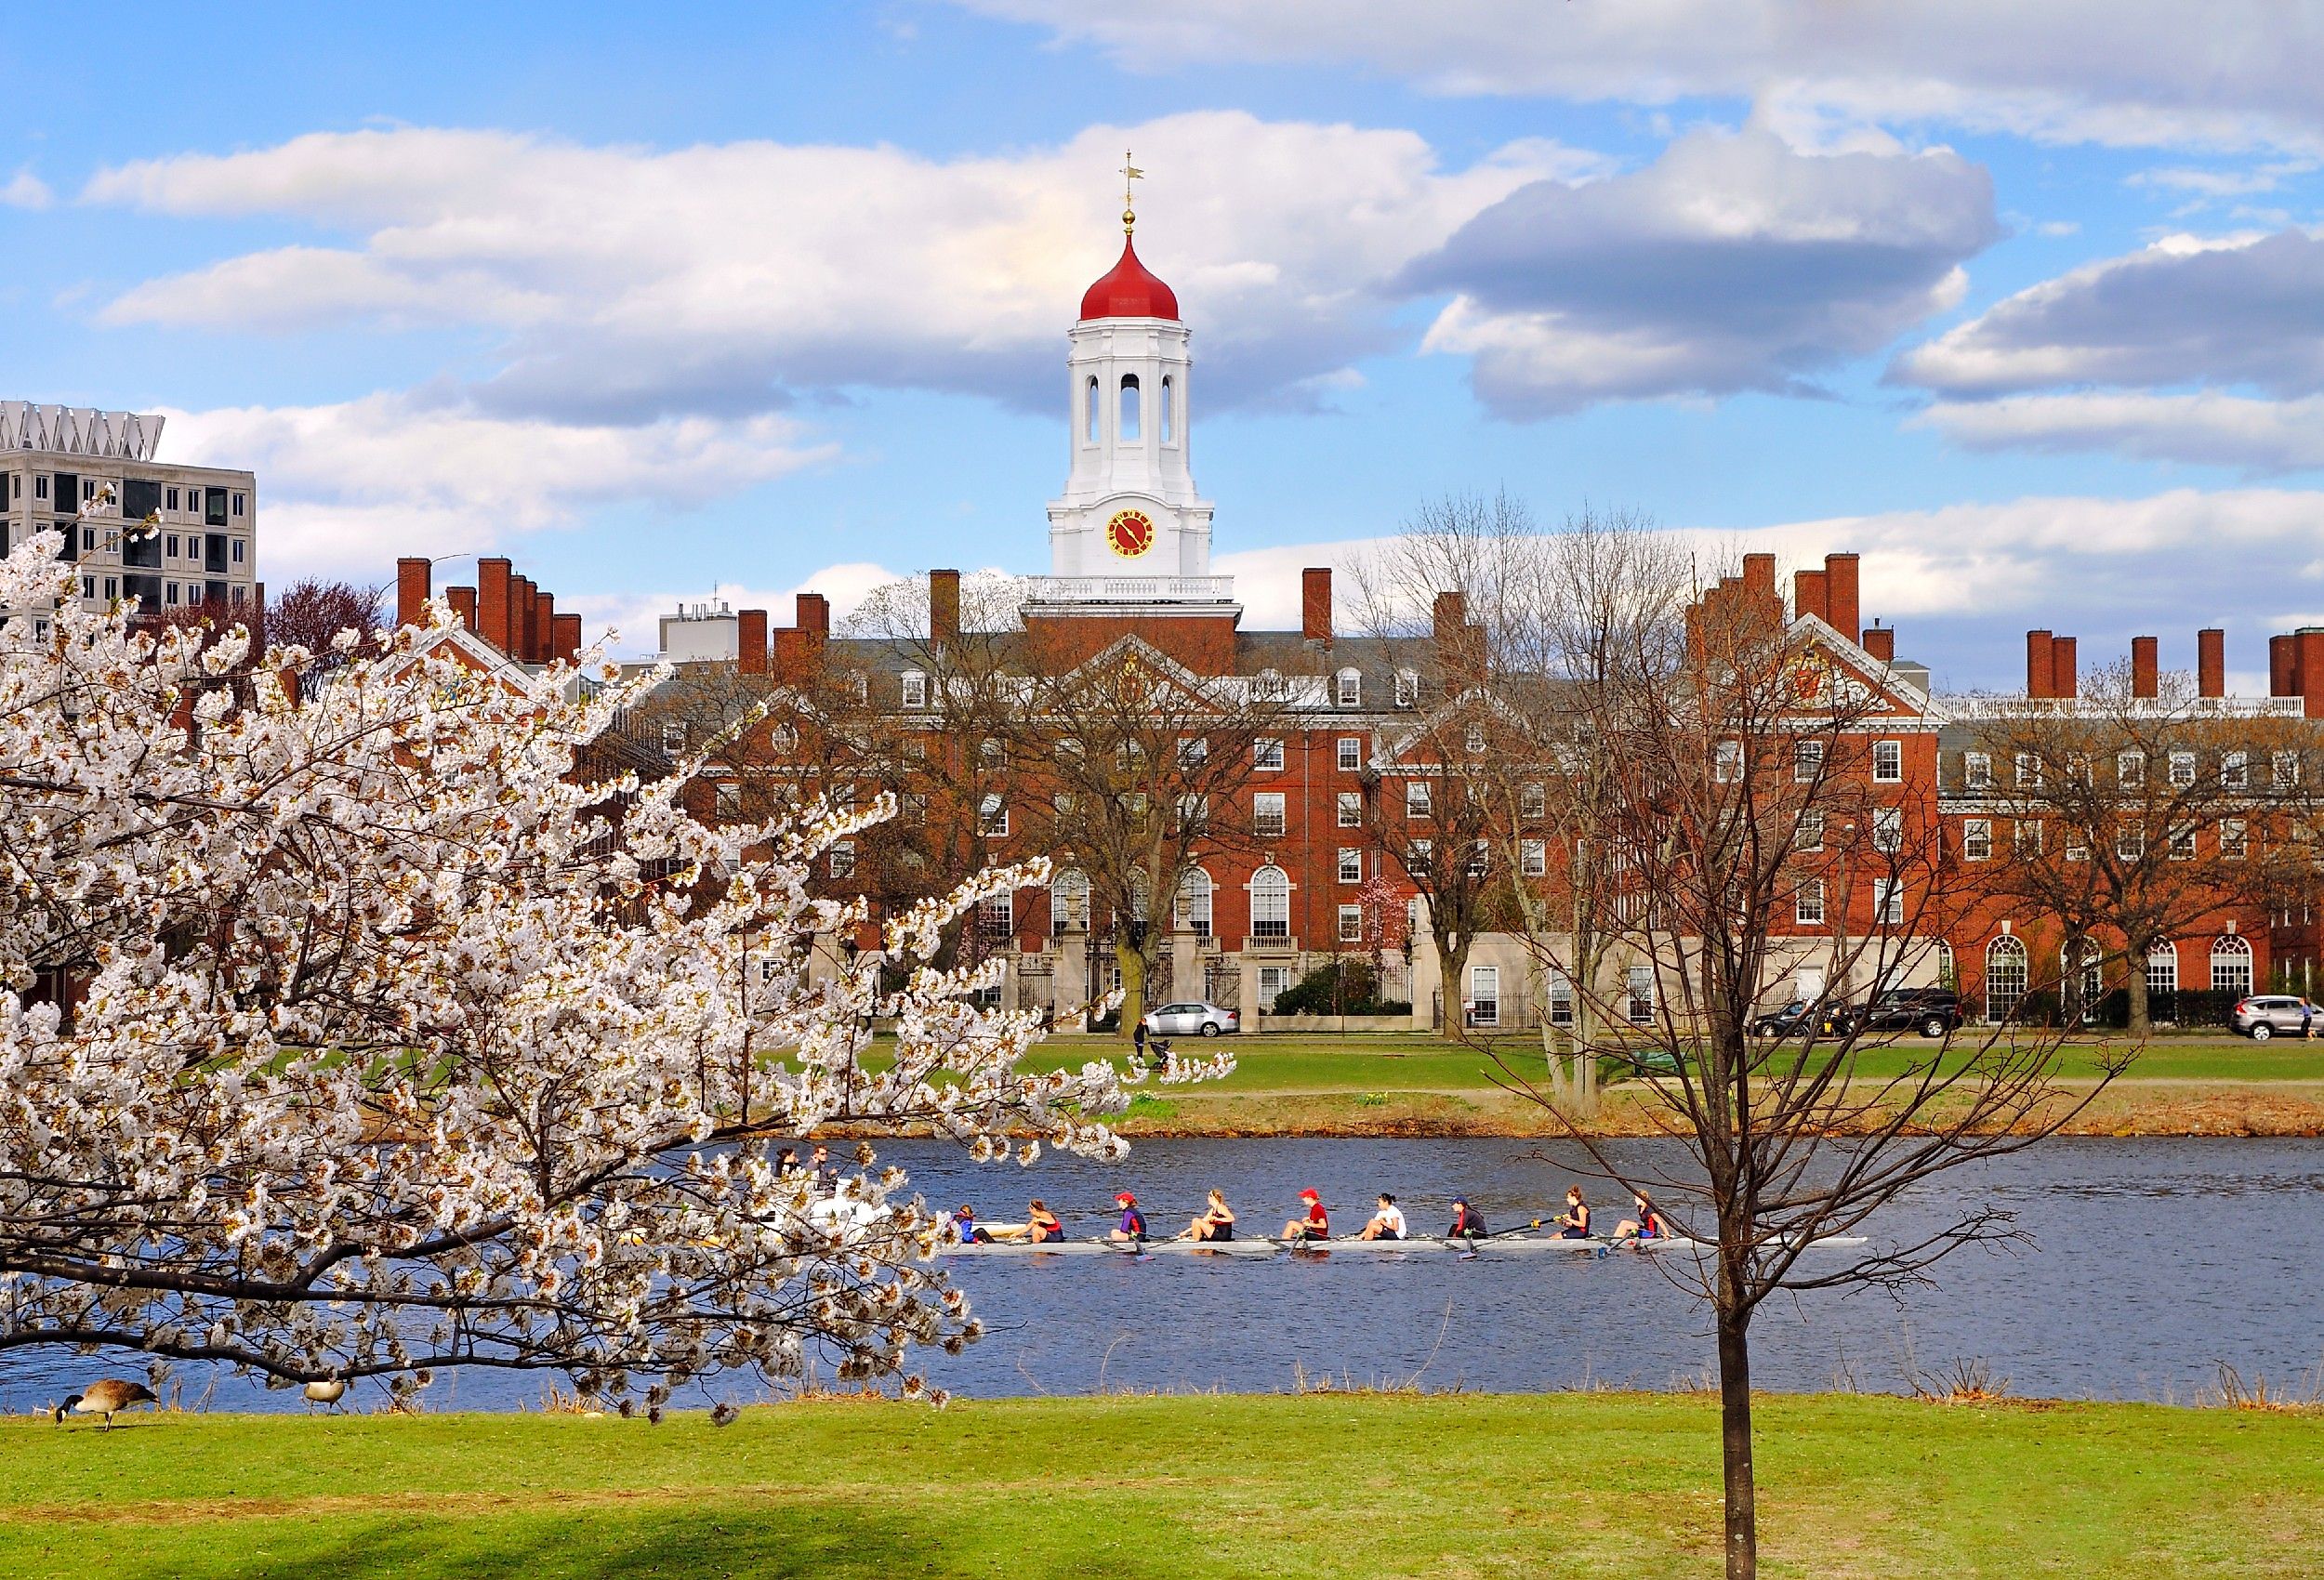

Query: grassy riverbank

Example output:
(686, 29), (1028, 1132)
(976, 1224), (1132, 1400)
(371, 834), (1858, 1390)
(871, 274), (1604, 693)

(7, 1392), (2319, 1577)
(1009, 1034), (2324, 1138)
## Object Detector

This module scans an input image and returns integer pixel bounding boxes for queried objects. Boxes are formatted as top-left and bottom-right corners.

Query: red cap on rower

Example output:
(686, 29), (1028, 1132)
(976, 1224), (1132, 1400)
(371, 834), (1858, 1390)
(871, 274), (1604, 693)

(1299, 1188), (1321, 1201)
(1116, 1192), (1137, 1204)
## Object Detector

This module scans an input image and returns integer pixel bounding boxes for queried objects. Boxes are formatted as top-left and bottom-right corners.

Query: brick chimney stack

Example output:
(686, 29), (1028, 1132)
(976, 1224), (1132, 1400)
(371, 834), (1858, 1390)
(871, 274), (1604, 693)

(448, 586), (478, 633)
(1301, 567), (1333, 642)
(797, 592), (830, 639)
(2132, 636), (2158, 699)
(477, 559), (513, 655)
(552, 612), (582, 664)
(2026, 630), (2054, 698)
(2051, 636), (2078, 699)
(737, 609), (769, 675)
(2271, 634), (2296, 696)
(1794, 568), (1828, 624)
(534, 591), (556, 663)
(396, 557), (431, 629)
(2199, 628), (2226, 698)
(1861, 623), (1895, 663)
(2299, 630), (2324, 719)
(1823, 553), (1860, 645)
(929, 569), (961, 647)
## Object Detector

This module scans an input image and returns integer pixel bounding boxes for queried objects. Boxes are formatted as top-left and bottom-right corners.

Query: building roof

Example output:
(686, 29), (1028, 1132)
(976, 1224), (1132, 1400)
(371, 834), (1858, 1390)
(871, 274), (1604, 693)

(1079, 233), (1179, 322)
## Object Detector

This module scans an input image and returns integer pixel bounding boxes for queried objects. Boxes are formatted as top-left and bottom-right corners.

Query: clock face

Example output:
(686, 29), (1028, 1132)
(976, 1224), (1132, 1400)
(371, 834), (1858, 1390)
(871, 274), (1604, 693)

(1106, 508), (1156, 560)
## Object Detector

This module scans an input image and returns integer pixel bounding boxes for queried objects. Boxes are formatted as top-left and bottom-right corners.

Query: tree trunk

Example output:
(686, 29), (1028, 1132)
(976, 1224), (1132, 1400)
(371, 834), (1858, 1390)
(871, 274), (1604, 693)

(2125, 945), (2151, 1039)
(1118, 940), (1149, 1041)
(1717, 1301), (1758, 1580)
(1438, 935), (1472, 1042)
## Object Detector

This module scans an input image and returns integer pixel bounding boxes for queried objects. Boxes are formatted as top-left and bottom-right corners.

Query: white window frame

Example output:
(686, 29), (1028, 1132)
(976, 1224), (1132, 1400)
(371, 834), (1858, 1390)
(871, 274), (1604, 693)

(2170, 825), (2197, 862)
(1872, 740), (1902, 783)
(1393, 668), (1418, 707)
(1964, 751), (1991, 789)
(1249, 866), (1291, 941)
(1253, 736), (1285, 770)
(1795, 810), (1825, 851)
(1338, 904), (1365, 943)
(1713, 740), (1743, 783)
(1336, 668), (1362, 707)
(1253, 792), (1287, 838)
(1520, 782), (1547, 820)
(2118, 750), (2144, 789)
(900, 670), (926, 708)
(1872, 806), (1902, 853)
(2274, 751), (2300, 789)
(2222, 750), (2249, 788)
(1795, 878), (1826, 928)
(2014, 752), (2040, 788)
(1963, 818), (1992, 861)
(2222, 818), (2249, 860)
(1337, 736), (1363, 771)
(2118, 823), (2146, 861)
(1794, 739), (1825, 783)
(1521, 838), (1546, 877)
(1871, 878), (1904, 927)
(828, 839), (855, 878)
(978, 795), (1009, 837)
(2170, 751), (2196, 787)
(1337, 791), (1362, 828)
(1405, 781), (1433, 820)
(1338, 848), (1363, 883)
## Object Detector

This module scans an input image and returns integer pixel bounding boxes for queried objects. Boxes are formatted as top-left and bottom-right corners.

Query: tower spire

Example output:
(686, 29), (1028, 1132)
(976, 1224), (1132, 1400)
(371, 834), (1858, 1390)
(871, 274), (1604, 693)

(1120, 149), (1143, 234)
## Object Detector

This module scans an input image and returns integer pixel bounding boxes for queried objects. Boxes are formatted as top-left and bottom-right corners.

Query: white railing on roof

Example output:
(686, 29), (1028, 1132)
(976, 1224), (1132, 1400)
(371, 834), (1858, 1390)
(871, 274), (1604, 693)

(0, 402), (165, 461)
(1023, 574), (1235, 603)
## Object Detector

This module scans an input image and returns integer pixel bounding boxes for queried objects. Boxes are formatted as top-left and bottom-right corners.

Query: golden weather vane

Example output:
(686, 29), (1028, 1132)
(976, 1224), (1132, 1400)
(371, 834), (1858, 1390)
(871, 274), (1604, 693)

(1121, 149), (1143, 233)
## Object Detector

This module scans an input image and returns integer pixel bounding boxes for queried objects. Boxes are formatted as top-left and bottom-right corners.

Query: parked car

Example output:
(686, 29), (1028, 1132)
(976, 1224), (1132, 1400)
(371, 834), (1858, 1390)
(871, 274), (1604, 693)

(1140, 1000), (1240, 1038)
(2230, 995), (2319, 1040)
(1851, 987), (1966, 1039)
(1748, 1000), (1845, 1039)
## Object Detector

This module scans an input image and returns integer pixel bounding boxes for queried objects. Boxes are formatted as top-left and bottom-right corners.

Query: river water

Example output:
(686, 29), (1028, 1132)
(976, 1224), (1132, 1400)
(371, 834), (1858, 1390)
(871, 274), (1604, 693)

(6, 1138), (2319, 1413)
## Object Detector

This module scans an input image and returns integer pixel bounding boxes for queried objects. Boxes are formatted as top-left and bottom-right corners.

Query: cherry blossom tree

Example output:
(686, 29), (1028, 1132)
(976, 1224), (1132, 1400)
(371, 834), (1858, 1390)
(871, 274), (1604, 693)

(0, 532), (1220, 1406)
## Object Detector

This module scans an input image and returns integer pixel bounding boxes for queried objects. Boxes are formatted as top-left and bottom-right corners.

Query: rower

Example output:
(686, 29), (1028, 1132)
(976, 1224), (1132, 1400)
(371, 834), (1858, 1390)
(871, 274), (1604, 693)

(1281, 1188), (1329, 1242)
(1111, 1191), (1148, 1243)
(1022, 1199), (1064, 1244)
(1356, 1193), (1406, 1242)
(1176, 1189), (1235, 1242)
(951, 1205), (993, 1245)
(1552, 1185), (1592, 1239)
(1615, 1192), (1667, 1244)
(1446, 1196), (1488, 1240)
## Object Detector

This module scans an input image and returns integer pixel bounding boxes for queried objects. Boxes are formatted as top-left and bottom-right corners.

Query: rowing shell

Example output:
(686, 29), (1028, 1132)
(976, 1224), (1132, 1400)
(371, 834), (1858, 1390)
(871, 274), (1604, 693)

(940, 1237), (1279, 1257)
(937, 1232), (1869, 1259)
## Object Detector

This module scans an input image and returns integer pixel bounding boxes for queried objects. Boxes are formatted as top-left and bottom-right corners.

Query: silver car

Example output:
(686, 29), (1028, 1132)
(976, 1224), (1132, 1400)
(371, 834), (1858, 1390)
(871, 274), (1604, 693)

(1140, 1000), (1240, 1037)
(2230, 995), (2319, 1040)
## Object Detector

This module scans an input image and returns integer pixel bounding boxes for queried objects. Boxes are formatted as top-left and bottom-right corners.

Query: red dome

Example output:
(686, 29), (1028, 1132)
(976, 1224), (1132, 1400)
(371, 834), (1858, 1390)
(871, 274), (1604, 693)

(1079, 233), (1179, 321)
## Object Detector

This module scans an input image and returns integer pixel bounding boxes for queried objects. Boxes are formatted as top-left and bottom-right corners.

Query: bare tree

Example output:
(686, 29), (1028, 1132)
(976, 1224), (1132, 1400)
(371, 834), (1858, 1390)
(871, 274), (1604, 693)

(1961, 659), (2310, 1034)
(1500, 547), (2118, 1580)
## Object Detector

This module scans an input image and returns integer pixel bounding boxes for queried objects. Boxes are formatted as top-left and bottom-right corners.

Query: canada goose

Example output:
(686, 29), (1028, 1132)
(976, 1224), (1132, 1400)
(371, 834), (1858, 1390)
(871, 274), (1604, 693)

(53, 1379), (158, 1429)
(302, 1378), (349, 1411)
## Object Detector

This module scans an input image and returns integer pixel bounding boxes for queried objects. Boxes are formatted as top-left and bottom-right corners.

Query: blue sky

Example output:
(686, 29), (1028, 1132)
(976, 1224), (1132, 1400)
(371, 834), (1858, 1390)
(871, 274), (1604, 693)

(5, 3), (2322, 690)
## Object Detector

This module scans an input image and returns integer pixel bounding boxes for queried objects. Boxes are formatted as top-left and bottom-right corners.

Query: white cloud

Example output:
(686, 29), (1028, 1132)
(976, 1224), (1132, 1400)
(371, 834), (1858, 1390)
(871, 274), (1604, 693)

(1404, 125), (1996, 414)
(2, 170), (50, 210)
(1892, 228), (2324, 400)
(1917, 391), (2324, 474)
(957, 1), (2324, 154)
(159, 394), (836, 588)
(84, 116), (1588, 420)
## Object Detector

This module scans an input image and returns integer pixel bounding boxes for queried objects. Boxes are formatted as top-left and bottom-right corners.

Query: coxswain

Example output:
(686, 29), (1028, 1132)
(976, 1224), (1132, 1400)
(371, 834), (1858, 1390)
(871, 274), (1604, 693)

(951, 1205), (993, 1245)
(1356, 1192), (1406, 1242)
(1280, 1188), (1329, 1242)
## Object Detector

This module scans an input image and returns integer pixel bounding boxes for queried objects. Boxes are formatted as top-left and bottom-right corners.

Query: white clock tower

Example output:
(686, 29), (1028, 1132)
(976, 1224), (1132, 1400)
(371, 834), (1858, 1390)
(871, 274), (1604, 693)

(1038, 167), (1225, 603)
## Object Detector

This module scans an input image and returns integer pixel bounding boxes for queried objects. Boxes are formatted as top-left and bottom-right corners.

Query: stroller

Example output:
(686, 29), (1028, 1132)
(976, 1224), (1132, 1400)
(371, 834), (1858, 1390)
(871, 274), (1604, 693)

(1145, 1034), (1174, 1073)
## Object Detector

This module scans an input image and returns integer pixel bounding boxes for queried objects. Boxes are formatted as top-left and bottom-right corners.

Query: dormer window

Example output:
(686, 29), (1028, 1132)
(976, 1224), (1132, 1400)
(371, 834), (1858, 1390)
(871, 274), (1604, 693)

(1336, 667), (1362, 707)
(1394, 668), (1418, 707)
(1253, 668), (1287, 701)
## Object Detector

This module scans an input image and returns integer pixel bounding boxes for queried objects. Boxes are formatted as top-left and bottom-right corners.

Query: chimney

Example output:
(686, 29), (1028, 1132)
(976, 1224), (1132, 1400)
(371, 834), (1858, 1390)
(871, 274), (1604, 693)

(510, 576), (536, 661)
(477, 558), (512, 655)
(1861, 624), (1895, 663)
(552, 612), (582, 664)
(2051, 636), (2078, 700)
(2300, 630), (2324, 719)
(2026, 630), (2054, 699)
(2271, 634), (2296, 697)
(535, 591), (556, 663)
(448, 586), (478, 633)
(2199, 627), (2226, 699)
(1793, 569), (1828, 625)
(1301, 567), (1333, 642)
(396, 557), (431, 629)
(797, 592), (830, 640)
(1433, 589), (1466, 640)
(2131, 636), (2158, 699)
(1741, 553), (1779, 625)
(929, 569), (961, 647)
(738, 609), (769, 675)
(1823, 553), (1860, 647)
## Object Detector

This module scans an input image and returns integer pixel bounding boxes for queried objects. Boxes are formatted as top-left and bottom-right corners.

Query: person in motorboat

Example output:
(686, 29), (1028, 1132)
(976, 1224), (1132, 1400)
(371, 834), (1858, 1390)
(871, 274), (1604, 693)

(775, 1146), (799, 1175)
(950, 1205), (994, 1245)
(1177, 1189), (1236, 1242)
(1552, 1186), (1592, 1239)
(1110, 1191), (1148, 1243)
(1280, 1188), (1329, 1242)
(1446, 1196), (1488, 1240)
(1615, 1192), (1668, 1244)
(1356, 1192), (1406, 1242)
(810, 1144), (839, 1196)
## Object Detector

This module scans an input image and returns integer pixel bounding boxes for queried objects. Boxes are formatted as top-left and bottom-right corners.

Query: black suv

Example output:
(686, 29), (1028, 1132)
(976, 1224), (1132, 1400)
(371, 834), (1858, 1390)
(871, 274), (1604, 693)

(1748, 999), (1847, 1039)
(1849, 988), (1965, 1039)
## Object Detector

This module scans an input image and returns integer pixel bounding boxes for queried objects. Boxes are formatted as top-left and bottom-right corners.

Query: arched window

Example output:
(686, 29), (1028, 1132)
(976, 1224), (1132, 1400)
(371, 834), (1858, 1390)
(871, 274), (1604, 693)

(1250, 864), (1290, 940)
(1160, 375), (1174, 442)
(2146, 940), (2178, 1005)
(1933, 939), (1956, 990)
(2211, 932), (2254, 994)
(1119, 374), (1141, 441)
(1086, 375), (1100, 443)
(1984, 935), (2027, 1024)
(1050, 869), (1089, 932)
(2062, 940), (2103, 1018)
(1174, 868), (1213, 938)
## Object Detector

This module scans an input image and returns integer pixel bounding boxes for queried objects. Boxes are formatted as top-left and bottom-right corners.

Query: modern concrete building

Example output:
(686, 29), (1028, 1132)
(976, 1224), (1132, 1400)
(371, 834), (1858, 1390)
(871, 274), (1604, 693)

(0, 402), (258, 617)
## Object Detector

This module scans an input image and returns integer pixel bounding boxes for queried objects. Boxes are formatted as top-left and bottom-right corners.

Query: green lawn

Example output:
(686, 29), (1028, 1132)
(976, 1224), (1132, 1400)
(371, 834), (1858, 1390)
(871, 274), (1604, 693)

(5, 1393), (2318, 1578)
